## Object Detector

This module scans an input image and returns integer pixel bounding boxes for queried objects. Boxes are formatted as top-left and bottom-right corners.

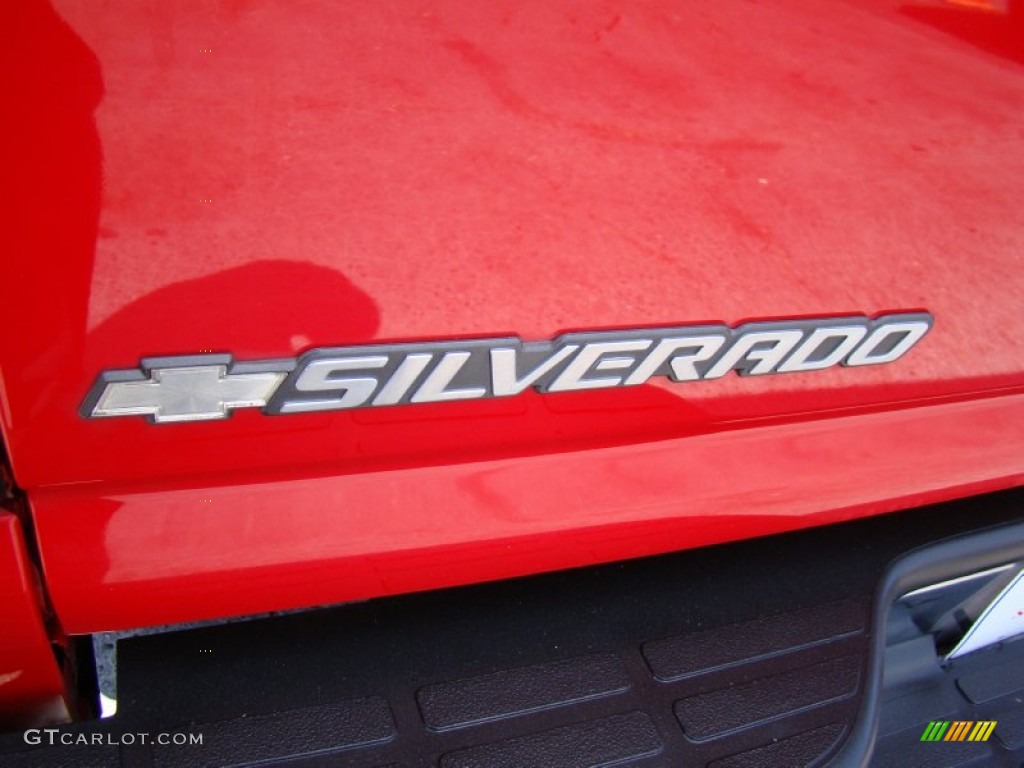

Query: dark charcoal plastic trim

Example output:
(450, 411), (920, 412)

(832, 519), (1024, 767)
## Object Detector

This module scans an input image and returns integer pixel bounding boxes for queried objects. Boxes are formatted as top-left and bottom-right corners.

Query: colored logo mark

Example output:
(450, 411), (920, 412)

(920, 721), (997, 742)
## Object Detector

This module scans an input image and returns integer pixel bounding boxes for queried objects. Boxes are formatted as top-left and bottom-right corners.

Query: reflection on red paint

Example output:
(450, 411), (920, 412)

(31, 394), (1024, 632)
(0, 0), (1021, 636)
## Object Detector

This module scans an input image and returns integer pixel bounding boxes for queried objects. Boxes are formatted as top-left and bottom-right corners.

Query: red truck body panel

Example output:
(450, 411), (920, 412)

(2, 0), (1023, 640)
(31, 395), (1024, 633)
(0, 514), (69, 726)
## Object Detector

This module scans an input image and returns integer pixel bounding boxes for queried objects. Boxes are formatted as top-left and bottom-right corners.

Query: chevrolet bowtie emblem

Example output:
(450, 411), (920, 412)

(82, 312), (932, 424)
(90, 358), (289, 423)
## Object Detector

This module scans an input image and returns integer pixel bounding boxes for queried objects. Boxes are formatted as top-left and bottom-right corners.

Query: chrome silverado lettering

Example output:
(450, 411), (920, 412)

(490, 344), (579, 396)
(547, 339), (653, 392)
(81, 312), (932, 423)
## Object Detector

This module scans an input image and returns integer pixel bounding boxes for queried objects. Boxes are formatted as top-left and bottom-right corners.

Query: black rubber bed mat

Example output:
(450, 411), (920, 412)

(3, 487), (1023, 767)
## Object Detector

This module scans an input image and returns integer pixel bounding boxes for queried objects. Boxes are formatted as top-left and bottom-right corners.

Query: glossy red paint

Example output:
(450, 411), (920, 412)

(31, 393), (1024, 633)
(2, 0), (1024, 634)
(0, 513), (69, 727)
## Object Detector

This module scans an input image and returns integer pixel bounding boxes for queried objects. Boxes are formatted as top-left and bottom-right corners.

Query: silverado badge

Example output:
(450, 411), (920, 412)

(81, 312), (932, 423)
